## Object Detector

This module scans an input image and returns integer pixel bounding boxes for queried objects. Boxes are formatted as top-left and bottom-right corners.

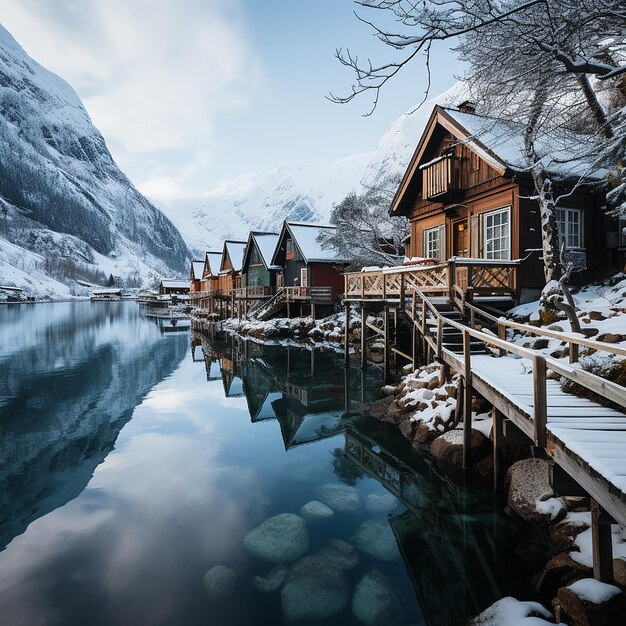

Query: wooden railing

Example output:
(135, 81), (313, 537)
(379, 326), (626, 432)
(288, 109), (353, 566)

(345, 259), (519, 302)
(283, 286), (332, 303)
(231, 286), (275, 299)
(411, 289), (626, 449)
(421, 153), (465, 200)
(345, 263), (450, 302)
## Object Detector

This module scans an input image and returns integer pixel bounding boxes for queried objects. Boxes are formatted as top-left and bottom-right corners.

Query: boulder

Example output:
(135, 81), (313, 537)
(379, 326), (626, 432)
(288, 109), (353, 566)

(468, 597), (555, 625)
(316, 483), (363, 514)
(318, 539), (359, 570)
(598, 333), (625, 344)
(352, 570), (405, 626)
(202, 565), (237, 601)
(365, 492), (399, 514)
(548, 516), (591, 557)
(352, 518), (401, 562)
(252, 564), (288, 593)
(398, 418), (439, 447)
(506, 459), (566, 524)
(243, 513), (310, 563)
(280, 556), (350, 622)
(556, 578), (625, 626)
(300, 500), (335, 523)
(536, 551), (593, 596)
(430, 428), (490, 468)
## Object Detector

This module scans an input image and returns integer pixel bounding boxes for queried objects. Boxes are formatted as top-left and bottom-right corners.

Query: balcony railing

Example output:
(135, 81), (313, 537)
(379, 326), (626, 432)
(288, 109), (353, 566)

(231, 286), (276, 299)
(421, 153), (465, 201)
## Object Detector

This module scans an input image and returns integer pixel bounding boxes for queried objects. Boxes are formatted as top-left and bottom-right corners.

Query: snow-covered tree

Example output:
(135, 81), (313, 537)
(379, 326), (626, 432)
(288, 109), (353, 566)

(318, 184), (409, 268)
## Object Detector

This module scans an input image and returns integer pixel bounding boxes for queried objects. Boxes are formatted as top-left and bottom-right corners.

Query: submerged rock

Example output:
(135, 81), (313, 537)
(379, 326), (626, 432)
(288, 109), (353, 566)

(318, 538), (359, 570)
(244, 513), (309, 563)
(281, 556), (349, 622)
(352, 570), (404, 626)
(300, 500), (335, 522)
(365, 493), (399, 514)
(352, 518), (401, 562)
(202, 565), (237, 601)
(316, 483), (363, 514)
(252, 564), (288, 593)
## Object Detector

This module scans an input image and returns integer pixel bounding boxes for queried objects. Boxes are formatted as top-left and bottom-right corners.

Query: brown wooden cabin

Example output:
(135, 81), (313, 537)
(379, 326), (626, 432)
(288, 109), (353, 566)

(390, 103), (620, 301)
(218, 240), (247, 294)
(270, 221), (347, 317)
(202, 251), (222, 293)
(241, 231), (280, 294)
(190, 260), (205, 293)
(159, 279), (189, 296)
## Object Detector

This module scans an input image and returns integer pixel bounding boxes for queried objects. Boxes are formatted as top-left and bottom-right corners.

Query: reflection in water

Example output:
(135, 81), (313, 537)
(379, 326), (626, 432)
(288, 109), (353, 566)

(0, 310), (534, 626)
(0, 303), (188, 551)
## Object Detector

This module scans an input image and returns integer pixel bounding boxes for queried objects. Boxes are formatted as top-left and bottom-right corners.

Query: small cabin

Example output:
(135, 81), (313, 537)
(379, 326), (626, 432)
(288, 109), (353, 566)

(241, 231), (280, 294)
(202, 251), (223, 293)
(91, 288), (122, 301)
(270, 221), (347, 317)
(390, 104), (618, 300)
(190, 260), (205, 293)
(218, 240), (247, 294)
(159, 279), (189, 296)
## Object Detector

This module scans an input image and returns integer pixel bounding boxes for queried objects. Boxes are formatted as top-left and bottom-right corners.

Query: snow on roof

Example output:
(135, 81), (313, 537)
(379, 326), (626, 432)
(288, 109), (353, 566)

(286, 222), (348, 264)
(224, 240), (247, 272)
(251, 232), (280, 269)
(161, 280), (189, 288)
(0, 285), (23, 292)
(204, 252), (222, 275)
(441, 106), (603, 179)
(191, 260), (204, 280)
(92, 288), (122, 295)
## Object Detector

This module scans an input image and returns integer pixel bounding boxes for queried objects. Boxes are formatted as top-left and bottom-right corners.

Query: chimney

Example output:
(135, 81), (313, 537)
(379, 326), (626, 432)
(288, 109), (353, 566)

(457, 100), (476, 114)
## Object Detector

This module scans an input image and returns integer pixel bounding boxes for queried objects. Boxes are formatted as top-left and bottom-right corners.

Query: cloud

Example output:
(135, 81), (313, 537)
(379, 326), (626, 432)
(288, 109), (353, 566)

(1, 0), (263, 188)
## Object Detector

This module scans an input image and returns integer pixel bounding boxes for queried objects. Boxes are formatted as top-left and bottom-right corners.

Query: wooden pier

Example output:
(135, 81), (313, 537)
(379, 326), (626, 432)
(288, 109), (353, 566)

(344, 260), (626, 584)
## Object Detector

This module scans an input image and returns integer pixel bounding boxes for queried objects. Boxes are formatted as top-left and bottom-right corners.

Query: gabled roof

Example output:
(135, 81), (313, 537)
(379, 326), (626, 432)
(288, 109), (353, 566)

(390, 104), (602, 216)
(221, 240), (247, 273)
(204, 251), (222, 277)
(271, 221), (348, 265)
(161, 279), (189, 289)
(191, 260), (204, 281)
(242, 231), (280, 271)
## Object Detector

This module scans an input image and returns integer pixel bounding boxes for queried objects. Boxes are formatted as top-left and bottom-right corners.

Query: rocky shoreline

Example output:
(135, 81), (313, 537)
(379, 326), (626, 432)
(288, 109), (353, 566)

(364, 360), (626, 625)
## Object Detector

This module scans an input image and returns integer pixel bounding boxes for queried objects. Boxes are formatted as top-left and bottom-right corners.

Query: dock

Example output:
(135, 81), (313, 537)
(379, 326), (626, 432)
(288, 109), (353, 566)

(344, 259), (626, 584)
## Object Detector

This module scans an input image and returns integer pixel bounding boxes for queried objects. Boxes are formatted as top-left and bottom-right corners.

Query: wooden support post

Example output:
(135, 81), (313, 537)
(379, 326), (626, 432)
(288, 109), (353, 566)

(463, 329), (473, 470)
(412, 320), (419, 371)
(492, 407), (504, 495)
(360, 304), (367, 370)
(569, 342), (579, 364)
(399, 272), (405, 310)
(436, 317), (443, 361)
(591, 499), (614, 584)
(383, 307), (391, 384)
(311, 302), (316, 320)
(421, 299), (427, 356)
(533, 355), (547, 448)
(497, 320), (506, 357)
(344, 303), (351, 368)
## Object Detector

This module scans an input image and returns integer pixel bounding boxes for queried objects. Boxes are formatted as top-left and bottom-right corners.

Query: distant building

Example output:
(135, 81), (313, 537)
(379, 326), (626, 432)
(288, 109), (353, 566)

(218, 240), (247, 294)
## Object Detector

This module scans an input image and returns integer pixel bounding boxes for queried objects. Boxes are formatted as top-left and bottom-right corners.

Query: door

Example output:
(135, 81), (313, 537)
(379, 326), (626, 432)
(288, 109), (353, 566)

(300, 267), (308, 296)
(453, 220), (469, 257)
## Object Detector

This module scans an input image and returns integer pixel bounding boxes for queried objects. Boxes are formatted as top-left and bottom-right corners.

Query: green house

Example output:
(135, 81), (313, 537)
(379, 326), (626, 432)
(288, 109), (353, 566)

(241, 231), (280, 289)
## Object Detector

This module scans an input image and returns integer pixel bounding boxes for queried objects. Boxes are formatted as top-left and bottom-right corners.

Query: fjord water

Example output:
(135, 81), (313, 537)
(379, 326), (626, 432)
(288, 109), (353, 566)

(0, 302), (533, 625)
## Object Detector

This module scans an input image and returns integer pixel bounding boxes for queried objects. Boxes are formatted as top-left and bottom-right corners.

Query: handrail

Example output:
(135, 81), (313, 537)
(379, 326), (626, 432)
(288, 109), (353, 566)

(497, 317), (626, 358)
(413, 288), (626, 411)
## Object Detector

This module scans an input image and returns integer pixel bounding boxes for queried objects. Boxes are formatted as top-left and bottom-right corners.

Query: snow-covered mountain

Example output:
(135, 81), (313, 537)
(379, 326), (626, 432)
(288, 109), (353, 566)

(158, 84), (465, 255)
(0, 24), (190, 298)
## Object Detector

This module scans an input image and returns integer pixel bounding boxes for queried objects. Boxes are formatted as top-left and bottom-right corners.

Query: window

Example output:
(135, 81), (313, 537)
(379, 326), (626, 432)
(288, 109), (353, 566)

(557, 208), (583, 249)
(423, 227), (441, 259)
(482, 207), (510, 260)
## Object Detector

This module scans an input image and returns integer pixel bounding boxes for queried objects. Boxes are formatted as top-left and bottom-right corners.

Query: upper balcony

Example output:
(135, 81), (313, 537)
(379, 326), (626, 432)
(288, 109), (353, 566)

(420, 153), (466, 203)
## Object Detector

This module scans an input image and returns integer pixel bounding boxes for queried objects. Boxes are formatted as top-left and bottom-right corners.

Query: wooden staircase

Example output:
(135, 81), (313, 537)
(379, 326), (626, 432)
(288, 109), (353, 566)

(251, 288), (288, 321)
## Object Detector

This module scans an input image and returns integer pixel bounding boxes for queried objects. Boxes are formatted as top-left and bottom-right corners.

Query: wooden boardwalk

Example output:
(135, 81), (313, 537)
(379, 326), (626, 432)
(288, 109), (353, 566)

(343, 262), (626, 584)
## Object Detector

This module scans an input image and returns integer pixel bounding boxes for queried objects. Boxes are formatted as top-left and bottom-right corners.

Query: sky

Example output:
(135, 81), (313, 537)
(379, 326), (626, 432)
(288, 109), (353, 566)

(1, 0), (460, 202)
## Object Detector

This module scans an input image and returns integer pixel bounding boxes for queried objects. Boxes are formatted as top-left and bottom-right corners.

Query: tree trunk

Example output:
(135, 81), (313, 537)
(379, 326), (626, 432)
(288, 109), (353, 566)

(532, 174), (562, 285)
(576, 74), (613, 139)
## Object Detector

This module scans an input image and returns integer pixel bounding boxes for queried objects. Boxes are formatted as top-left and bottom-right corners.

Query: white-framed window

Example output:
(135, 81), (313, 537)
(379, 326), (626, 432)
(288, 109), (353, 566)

(482, 207), (510, 260)
(423, 227), (440, 259)
(557, 208), (583, 249)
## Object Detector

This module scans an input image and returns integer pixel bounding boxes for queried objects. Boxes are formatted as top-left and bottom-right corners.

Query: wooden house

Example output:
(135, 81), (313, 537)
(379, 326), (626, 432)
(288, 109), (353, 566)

(390, 103), (618, 300)
(267, 221), (347, 318)
(201, 251), (222, 293)
(190, 260), (205, 293)
(159, 279), (189, 296)
(241, 231), (280, 293)
(218, 240), (247, 294)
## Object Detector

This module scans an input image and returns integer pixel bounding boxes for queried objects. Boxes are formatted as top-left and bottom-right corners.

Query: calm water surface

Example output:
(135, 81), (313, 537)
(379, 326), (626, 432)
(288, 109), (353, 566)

(0, 302), (535, 626)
